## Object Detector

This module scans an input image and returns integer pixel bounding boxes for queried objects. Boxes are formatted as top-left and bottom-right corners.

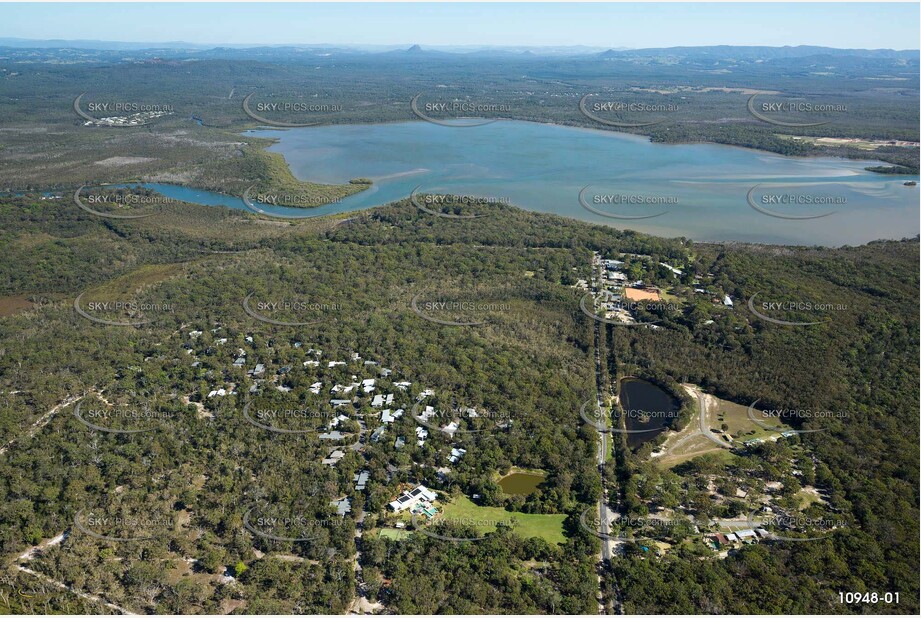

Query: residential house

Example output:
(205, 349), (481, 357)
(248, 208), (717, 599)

(331, 497), (352, 516)
(321, 449), (345, 466)
(354, 470), (369, 492)
(388, 485), (437, 512)
(381, 409), (403, 424)
(370, 426), (387, 443)
(248, 363), (265, 377)
(736, 529), (757, 542)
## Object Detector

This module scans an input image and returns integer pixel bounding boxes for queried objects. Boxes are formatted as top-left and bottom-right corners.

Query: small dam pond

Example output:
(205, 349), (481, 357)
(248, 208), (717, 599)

(617, 378), (681, 449)
(498, 471), (546, 496)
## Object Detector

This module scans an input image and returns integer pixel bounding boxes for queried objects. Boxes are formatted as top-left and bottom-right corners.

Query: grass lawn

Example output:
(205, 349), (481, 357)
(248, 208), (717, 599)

(377, 528), (411, 541)
(439, 495), (567, 545)
(654, 386), (793, 468)
(712, 398), (790, 442)
(656, 435), (733, 468)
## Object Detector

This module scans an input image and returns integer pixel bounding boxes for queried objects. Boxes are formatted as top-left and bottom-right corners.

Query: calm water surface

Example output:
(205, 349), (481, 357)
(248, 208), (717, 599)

(618, 378), (681, 449)
(250, 120), (918, 246)
(498, 472), (545, 496)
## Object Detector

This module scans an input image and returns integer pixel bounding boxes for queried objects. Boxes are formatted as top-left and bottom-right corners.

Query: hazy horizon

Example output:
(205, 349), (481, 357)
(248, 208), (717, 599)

(1, 3), (918, 50)
(0, 37), (918, 53)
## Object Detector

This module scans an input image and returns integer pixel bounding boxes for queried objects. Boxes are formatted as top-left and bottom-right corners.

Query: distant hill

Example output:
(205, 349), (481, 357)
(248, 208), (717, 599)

(0, 37), (211, 50)
(596, 45), (918, 61)
(0, 38), (915, 59)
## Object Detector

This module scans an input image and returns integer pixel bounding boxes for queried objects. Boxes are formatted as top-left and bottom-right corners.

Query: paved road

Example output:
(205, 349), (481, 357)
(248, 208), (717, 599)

(597, 406), (614, 564)
(590, 253), (622, 615)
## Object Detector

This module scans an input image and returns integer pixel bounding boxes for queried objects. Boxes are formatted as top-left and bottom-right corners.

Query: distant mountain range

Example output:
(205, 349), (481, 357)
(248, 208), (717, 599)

(0, 38), (612, 55)
(0, 38), (916, 58)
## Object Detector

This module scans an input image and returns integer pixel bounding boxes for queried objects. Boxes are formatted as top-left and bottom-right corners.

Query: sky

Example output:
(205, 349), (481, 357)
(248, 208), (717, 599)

(0, 3), (918, 50)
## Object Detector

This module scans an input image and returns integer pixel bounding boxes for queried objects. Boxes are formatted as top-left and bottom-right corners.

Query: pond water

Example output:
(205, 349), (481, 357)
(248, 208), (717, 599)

(618, 378), (681, 449)
(498, 472), (545, 496)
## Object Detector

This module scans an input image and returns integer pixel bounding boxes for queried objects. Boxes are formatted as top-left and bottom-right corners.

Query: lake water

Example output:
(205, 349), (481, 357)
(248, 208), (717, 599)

(121, 183), (360, 219)
(498, 472), (545, 496)
(618, 378), (681, 449)
(250, 120), (918, 246)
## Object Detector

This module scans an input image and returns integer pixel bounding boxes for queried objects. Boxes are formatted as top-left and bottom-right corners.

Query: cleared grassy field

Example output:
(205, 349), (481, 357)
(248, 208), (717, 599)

(439, 495), (567, 545)
(655, 433), (732, 468)
(654, 387), (792, 468)
(713, 398), (789, 442)
(377, 528), (411, 541)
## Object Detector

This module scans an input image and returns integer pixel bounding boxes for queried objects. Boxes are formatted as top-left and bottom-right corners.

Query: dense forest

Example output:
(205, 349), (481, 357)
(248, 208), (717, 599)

(0, 189), (917, 613)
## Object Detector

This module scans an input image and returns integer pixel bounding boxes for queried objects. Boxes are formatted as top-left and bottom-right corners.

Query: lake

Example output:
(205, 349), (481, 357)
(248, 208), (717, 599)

(618, 378), (681, 449)
(249, 120), (919, 247)
(498, 471), (545, 496)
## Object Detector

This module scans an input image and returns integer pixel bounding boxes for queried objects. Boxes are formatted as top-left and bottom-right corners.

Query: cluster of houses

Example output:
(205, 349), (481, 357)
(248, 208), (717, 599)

(181, 327), (491, 458)
(592, 253), (666, 325)
(414, 393), (478, 468)
(83, 109), (173, 127)
(588, 252), (734, 326)
(177, 325), (484, 539)
(325, 470), (371, 517)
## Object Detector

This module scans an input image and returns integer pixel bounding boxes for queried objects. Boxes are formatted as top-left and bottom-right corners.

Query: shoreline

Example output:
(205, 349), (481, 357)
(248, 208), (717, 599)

(7, 181), (919, 250)
(246, 117), (919, 175)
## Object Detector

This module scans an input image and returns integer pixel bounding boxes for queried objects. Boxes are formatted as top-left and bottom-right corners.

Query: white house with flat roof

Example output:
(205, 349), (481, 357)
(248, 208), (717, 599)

(388, 485), (437, 512)
(381, 408), (403, 424)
